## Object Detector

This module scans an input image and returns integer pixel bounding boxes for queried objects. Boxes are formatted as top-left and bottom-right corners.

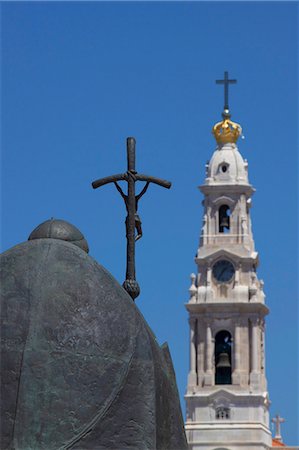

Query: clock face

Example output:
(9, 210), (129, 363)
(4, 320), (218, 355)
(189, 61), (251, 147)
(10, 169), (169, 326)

(212, 260), (235, 283)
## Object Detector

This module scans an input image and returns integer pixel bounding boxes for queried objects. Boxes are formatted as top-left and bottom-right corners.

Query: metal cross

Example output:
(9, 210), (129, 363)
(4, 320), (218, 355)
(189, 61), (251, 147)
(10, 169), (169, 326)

(216, 71), (237, 113)
(271, 414), (285, 441)
(92, 137), (171, 301)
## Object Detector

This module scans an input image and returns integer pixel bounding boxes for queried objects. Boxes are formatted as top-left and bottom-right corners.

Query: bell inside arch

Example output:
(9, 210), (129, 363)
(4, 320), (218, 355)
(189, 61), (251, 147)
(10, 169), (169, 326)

(215, 352), (232, 384)
(215, 330), (232, 385)
(219, 216), (229, 229)
(219, 205), (230, 233)
(216, 352), (231, 369)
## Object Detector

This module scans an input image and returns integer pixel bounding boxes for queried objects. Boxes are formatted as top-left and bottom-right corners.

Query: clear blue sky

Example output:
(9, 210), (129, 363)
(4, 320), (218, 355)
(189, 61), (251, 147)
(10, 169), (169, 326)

(2, 1), (298, 444)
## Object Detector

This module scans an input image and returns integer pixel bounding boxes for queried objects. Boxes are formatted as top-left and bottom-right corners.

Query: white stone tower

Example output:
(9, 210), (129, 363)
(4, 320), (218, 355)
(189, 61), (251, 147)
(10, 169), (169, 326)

(185, 73), (272, 450)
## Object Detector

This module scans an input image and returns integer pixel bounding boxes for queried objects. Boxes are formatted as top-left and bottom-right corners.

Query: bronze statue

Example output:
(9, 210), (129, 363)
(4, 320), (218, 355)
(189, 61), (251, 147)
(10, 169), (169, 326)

(0, 219), (188, 450)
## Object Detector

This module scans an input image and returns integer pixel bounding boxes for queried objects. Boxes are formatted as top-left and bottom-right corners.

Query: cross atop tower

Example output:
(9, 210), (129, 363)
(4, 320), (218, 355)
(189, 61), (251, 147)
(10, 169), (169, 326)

(272, 414), (285, 442)
(216, 71), (237, 117)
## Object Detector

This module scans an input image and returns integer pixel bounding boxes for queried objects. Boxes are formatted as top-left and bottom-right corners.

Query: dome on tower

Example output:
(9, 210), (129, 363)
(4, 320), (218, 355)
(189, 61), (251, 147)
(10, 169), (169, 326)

(204, 108), (250, 186)
(205, 142), (249, 186)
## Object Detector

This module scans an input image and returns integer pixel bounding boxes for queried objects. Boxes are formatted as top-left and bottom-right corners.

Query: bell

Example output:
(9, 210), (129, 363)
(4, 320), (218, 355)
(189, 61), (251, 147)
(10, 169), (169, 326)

(216, 352), (231, 368)
(220, 216), (229, 228)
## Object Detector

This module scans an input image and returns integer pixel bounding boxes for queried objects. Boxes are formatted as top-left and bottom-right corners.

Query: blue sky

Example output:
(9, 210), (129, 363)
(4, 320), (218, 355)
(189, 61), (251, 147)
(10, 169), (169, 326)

(1, 1), (298, 444)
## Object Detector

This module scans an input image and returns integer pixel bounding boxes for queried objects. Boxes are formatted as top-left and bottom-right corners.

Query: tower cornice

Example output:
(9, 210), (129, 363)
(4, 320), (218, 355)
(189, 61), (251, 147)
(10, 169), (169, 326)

(185, 302), (269, 316)
(185, 388), (269, 403)
(199, 184), (255, 196)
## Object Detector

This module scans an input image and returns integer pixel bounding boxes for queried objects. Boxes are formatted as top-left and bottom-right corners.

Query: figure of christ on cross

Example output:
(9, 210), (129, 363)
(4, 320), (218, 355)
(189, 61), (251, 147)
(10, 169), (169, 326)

(92, 137), (171, 301)
(114, 180), (150, 242)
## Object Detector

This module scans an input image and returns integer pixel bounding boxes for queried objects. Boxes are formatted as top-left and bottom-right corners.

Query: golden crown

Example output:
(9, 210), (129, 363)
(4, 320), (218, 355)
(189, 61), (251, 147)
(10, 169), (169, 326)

(212, 116), (242, 145)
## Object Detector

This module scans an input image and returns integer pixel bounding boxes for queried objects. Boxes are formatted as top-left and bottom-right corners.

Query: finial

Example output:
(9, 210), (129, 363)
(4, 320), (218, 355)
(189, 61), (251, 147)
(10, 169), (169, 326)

(189, 273), (197, 302)
(213, 71), (242, 145)
(212, 119), (242, 145)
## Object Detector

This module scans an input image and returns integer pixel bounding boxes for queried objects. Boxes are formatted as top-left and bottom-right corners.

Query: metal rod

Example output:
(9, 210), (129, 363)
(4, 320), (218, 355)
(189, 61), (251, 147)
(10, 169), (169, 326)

(126, 137), (136, 282)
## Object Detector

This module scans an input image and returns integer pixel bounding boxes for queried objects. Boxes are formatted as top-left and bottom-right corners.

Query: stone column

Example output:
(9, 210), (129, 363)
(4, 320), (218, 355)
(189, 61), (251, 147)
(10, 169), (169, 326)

(262, 320), (266, 368)
(251, 318), (259, 372)
(197, 320), (205, 386)
(206, 205), (211, 244)
(232, 323), (241, 385)
(234, 265), (240, 286)
(206, 266), (213, 302)
(207, 266), (211, 284)
(204, 323), (213, 386)
(260, 319), (266, 390)
(188, 317), (197, 387)
(202, 213), (207, 246)
(250, 317), (260, 388)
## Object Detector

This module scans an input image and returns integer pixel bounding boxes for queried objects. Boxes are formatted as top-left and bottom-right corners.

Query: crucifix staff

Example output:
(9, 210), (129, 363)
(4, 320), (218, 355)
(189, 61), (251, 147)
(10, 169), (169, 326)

(92, 137), (171, 301)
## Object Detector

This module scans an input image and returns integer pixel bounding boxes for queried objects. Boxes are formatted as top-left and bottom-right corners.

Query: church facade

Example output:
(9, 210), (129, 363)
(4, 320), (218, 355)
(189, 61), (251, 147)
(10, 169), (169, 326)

(184, 76), (272, 450)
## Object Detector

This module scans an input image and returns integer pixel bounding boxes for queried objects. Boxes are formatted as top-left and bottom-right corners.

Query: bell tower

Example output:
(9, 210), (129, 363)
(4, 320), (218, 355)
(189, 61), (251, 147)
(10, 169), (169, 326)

(185, 73), (272, 450)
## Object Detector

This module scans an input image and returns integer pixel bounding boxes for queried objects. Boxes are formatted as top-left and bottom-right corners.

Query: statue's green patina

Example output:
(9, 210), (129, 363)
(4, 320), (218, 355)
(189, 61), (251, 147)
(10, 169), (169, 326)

(1, 220), (187, 450)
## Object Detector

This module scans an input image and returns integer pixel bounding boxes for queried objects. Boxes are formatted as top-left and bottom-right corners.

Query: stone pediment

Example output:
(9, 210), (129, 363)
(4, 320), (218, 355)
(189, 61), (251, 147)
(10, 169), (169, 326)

(212, 195), (235, 207)
(209, 389), (237, 404)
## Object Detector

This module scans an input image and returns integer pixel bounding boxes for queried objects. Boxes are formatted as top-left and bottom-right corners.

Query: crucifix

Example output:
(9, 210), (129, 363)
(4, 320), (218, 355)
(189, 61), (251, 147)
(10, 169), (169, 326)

(271, 414), (285, 442)
(216, 71), (237, 115)
(92, 137), (171, 301)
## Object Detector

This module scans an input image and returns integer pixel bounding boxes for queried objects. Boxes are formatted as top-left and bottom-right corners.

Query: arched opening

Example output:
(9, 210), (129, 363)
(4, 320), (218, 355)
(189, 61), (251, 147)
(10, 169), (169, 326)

(216, 407), (230, 420)
(219, 162), (229, 174)
(213, 448), (230, 450)
(215, 330), (232, 385)
(219, 205), (230, 233)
